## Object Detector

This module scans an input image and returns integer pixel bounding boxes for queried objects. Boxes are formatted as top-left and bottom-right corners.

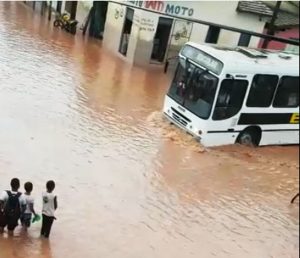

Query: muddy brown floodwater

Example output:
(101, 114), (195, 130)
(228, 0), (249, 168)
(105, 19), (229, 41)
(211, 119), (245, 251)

(0, 2), (299, 258)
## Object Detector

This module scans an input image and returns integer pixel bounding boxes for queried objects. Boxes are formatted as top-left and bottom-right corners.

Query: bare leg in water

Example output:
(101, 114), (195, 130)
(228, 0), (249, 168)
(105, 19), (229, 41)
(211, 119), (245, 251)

(291, 193), (299, 204)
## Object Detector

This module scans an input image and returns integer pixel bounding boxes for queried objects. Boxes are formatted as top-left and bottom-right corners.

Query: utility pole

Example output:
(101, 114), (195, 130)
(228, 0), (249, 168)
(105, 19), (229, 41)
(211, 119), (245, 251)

(262, 1), (282, 49)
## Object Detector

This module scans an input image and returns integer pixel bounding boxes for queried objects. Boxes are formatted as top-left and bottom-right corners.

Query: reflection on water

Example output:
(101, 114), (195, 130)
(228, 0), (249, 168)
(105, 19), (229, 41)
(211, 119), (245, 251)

(0, 2), (299, 258)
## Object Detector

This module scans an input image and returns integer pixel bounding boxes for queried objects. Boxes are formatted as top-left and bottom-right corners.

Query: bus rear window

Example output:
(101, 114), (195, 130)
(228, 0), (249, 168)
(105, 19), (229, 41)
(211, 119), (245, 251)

(181, 45), (223, 75)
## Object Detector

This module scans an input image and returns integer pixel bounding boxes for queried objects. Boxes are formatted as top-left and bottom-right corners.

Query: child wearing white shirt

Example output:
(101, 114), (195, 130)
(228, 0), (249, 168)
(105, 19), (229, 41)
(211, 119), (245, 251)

(21, 182), (37, 229)
(41, 180), (57, 238)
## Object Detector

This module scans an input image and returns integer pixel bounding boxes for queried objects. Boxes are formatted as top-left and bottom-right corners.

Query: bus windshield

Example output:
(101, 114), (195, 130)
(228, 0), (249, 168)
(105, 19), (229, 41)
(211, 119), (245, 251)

(168, 58), (219, 119)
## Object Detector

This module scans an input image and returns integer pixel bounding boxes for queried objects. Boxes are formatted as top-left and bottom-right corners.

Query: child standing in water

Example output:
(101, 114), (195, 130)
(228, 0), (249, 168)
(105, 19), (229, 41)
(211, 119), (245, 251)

(21, 182), (37, 229)
(41, 180), (57, 238)
(0, 178), (26, 235)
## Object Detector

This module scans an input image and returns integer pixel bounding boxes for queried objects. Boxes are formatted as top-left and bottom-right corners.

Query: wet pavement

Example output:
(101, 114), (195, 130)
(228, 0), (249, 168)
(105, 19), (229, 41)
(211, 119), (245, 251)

(0, 2), (299, 258)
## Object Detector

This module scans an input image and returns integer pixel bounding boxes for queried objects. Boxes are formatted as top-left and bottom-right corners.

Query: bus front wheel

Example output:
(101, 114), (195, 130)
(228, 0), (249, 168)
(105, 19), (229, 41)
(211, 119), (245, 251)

(237, 127), (261, 147)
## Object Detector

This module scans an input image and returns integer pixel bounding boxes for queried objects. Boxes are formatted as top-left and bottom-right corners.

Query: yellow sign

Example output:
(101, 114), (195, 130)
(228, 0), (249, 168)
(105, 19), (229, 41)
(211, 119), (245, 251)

(290, 113), (299, 124)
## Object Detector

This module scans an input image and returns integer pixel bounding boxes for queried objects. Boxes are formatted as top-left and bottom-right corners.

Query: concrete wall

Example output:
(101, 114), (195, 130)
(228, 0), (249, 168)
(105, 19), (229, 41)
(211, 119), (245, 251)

(125, 1), (266, 47)
(179, 2), (265, 47)
(103, 1), (268, 66)
(103, 3), (158, 65)
(132, 10), (159, 65)
(76, 1), (92, 26)
(61, 1), (66, 14)
(103, 3), (126, 58)
(126, 9), (141, 64)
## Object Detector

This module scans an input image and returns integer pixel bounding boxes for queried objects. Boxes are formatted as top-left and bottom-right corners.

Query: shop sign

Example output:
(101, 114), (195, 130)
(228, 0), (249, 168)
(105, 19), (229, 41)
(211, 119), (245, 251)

(133, 15), (156, 32)
(128, 1), (194, 17)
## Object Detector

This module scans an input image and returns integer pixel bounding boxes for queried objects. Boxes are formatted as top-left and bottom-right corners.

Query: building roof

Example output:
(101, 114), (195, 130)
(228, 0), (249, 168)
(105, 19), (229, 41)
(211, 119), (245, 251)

(237, 1), (273, 17)
(276, 11), (299, 28)
(237, 1), (299, 29)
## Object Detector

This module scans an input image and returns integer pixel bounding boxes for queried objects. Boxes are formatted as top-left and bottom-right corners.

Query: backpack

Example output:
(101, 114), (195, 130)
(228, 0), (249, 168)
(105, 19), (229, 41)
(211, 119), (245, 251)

(4, 191), (22, 220)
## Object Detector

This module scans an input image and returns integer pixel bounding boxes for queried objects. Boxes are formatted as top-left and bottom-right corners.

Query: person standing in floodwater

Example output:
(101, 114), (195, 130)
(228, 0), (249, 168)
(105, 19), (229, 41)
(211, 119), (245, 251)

(291, 193), (299, 203)
(21, 182), (38, 230)
(41, 180), (57, 238)
(0, 178), (26, 235)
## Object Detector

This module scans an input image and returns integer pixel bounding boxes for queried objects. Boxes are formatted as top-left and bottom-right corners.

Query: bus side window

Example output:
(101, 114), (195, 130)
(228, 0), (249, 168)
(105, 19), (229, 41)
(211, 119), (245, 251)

(247, 75), (278, 107)
(273, 76), (299, 108)
(212, 79), (248, 120)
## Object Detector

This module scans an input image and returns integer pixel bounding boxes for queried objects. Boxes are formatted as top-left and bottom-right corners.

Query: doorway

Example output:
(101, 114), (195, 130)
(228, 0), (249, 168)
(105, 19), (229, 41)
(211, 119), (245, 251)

(119, 8), (134, 56)
(89, 1), (108, 39)
(65, 1), (78, 20)
(151, 17), (173, 63)
(56, 1), (62, 13)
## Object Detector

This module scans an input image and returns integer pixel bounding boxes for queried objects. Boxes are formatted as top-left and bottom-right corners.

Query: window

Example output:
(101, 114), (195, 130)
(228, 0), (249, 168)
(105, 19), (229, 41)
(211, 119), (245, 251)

(247, 75), (278, 107)
(168, 59), (219, 120)
(168, 58), (186, 105)
(238, 33), (251, 47)
(273, 76), (299, 107)
(205, 26), (220, 44)
(184, 67), (219, 119)
(213, 79), (248, 120)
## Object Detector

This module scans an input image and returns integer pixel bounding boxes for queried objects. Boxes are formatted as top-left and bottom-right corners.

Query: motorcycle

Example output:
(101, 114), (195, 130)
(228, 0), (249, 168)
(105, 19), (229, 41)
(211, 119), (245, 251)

(53, 12), (78, 34)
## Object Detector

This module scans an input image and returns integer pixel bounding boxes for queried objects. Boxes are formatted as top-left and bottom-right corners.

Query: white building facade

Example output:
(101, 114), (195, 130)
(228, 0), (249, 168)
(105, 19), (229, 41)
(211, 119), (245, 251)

(103, 1), (268, 66)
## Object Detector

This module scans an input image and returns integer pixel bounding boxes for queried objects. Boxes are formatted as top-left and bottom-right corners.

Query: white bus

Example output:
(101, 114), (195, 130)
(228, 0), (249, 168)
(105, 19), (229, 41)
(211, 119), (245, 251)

(163, 42), (299, 147)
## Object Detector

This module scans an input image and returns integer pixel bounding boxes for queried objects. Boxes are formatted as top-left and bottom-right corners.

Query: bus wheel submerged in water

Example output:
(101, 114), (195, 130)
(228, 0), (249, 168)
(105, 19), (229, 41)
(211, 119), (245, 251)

(236, 126), (262, 146)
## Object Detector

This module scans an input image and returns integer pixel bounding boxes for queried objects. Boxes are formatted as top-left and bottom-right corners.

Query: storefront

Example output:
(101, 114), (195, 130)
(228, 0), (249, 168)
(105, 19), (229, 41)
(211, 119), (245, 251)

(103, 1), (267, 66)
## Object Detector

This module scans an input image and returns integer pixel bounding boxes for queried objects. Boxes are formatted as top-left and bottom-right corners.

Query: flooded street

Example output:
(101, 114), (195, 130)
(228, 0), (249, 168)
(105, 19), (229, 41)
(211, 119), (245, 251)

(0, 2), (299, 258)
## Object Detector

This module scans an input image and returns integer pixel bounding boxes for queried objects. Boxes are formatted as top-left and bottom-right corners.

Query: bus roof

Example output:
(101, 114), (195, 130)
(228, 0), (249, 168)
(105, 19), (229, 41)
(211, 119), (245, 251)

(185, 42), (299, 76)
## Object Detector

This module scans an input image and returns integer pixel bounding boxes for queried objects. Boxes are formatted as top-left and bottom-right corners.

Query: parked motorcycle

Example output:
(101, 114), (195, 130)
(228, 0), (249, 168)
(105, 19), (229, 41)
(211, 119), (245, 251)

(53, 12), (78, 34)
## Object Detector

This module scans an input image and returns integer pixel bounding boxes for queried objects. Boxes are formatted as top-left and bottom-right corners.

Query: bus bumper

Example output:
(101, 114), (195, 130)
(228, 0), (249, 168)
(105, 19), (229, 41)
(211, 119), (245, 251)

(163, 112), (202, 142)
